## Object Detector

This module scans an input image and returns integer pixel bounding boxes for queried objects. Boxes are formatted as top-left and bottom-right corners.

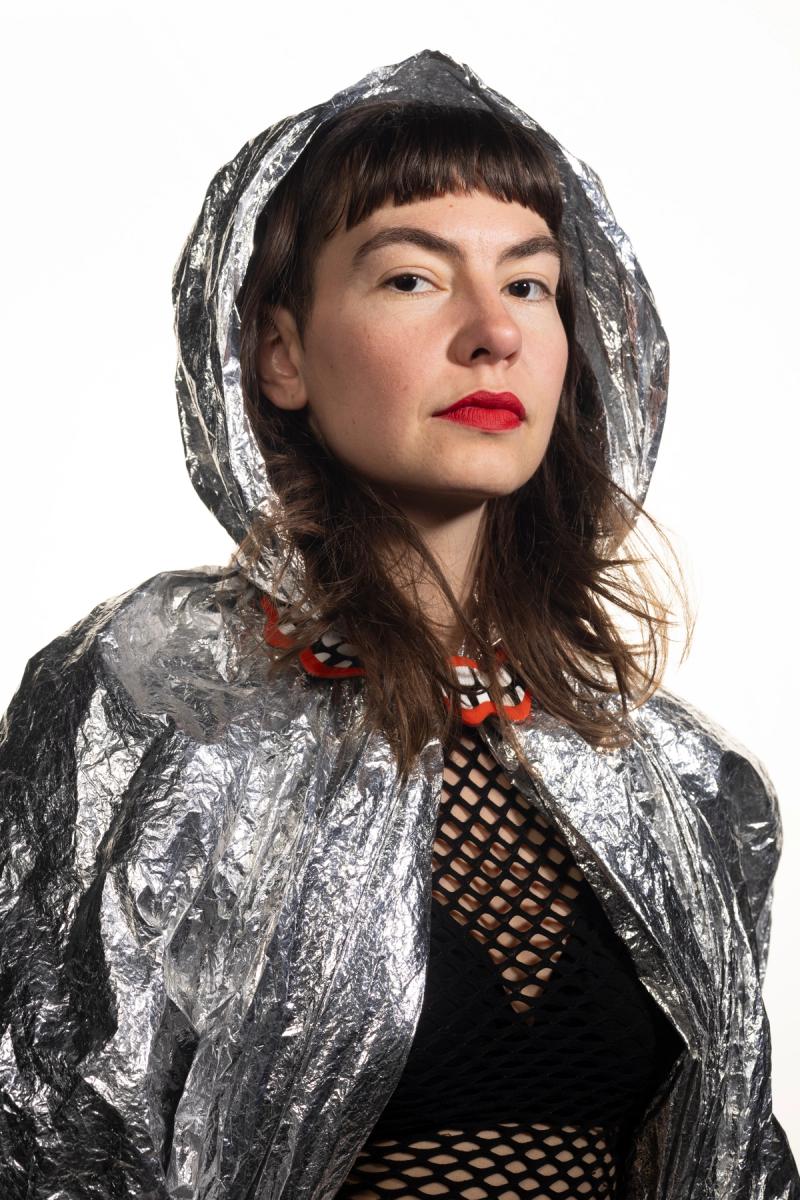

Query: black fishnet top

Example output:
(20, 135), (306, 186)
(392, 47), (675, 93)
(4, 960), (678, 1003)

(334, 724), (684, 1200)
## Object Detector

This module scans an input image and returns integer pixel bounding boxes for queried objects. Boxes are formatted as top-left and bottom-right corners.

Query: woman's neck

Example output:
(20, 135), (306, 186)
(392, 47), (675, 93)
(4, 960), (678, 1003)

(380, 490), (486, 650)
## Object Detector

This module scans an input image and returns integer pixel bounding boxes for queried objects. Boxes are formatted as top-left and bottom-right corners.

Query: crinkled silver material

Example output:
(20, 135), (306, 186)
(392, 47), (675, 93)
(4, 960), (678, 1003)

(0, 47), (796, 1200)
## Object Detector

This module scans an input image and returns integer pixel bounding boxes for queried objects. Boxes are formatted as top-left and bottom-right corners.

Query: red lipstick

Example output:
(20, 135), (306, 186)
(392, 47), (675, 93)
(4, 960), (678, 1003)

(433, 390), (524, 431)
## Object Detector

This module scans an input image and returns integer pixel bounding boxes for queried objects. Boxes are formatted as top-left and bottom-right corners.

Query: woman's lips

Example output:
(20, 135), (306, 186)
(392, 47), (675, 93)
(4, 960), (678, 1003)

(432, 389), (525, 428)
(434, 406), (522, 431)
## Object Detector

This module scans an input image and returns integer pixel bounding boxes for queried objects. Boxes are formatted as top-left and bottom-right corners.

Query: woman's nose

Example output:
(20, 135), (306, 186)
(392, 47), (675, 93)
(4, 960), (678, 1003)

(451, 286), (522, 363)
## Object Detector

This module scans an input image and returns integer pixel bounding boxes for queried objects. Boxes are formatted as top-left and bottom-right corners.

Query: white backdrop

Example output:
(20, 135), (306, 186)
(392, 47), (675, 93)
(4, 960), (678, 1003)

(2, 0), (798, 1161)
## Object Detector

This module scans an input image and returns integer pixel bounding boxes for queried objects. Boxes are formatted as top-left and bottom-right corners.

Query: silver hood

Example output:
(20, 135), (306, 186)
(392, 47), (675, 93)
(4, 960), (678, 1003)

(172, 47), (667, 599)
(1, 48), (797, 1200)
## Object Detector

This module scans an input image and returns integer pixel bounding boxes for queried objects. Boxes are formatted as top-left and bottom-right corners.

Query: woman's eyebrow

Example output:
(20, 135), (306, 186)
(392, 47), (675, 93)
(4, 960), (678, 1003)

(349, 226), (562, 273)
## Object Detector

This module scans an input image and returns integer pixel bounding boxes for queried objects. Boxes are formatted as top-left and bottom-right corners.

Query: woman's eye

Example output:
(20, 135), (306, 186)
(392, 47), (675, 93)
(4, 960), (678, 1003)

(382, 274), (434, 294)
(506, 278), (553, 301)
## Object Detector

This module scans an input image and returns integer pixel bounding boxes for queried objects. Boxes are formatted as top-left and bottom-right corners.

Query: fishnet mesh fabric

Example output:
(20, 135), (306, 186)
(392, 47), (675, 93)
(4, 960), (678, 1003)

(339, 1122), (618, 1199)
(335, 726), (683, 1200)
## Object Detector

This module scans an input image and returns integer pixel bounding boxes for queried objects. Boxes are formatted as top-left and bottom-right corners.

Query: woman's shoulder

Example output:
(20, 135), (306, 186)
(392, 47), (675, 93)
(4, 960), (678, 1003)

(630, 685), (781, 980)
(630, 685), (778, 818)
(1, 563), (272, 748)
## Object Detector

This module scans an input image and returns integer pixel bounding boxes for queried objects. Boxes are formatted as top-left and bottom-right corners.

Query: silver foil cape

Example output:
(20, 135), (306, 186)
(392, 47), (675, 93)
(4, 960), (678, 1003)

(0, 48), (796, 1200)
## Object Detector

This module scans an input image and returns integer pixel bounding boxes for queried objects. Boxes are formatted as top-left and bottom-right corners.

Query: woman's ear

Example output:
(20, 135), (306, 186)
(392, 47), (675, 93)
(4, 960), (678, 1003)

(256, 307), (308, 412)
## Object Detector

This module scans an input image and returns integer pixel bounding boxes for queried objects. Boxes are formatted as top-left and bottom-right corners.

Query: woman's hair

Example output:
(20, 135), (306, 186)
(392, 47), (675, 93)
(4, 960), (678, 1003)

(235, 99), (693, 783)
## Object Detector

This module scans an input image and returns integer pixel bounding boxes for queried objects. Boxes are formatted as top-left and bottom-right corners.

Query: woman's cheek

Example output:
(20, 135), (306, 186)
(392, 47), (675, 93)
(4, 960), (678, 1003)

(544, 327), (569, 394)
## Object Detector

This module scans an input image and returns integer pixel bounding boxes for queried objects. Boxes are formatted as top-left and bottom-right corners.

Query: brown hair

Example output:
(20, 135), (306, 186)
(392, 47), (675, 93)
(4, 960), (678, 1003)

(235, 99), (693, 783)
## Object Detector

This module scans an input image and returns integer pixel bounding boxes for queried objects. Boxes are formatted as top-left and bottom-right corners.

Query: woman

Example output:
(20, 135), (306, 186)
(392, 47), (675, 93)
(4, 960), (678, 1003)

(0, 49), (796, 1200)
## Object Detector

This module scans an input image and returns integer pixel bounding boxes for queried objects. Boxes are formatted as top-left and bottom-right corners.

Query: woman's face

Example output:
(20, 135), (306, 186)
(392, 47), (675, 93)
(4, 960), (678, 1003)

(258, 188), (568, 517)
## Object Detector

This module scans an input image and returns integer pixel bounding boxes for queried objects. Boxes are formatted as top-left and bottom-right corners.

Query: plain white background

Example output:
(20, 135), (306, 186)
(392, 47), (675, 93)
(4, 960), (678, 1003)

(2, 0), (798, 1161)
